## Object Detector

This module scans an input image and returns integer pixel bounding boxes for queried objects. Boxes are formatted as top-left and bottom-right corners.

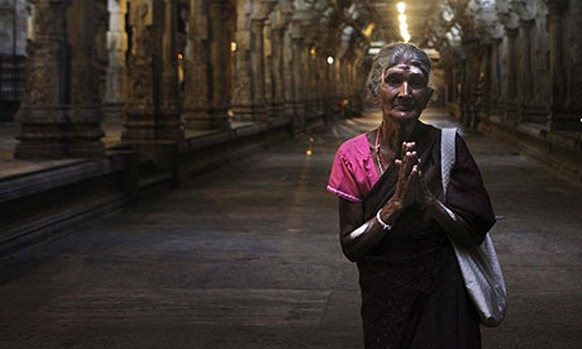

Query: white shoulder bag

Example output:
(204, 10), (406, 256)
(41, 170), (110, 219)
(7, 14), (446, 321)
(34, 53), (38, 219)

(441, 128), (507, 327)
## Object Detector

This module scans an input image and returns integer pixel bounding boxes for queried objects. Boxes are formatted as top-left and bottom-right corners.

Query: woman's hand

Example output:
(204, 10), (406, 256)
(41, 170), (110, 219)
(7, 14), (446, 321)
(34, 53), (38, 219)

(413, 168), (435, 207)
(385, 142), (418, 210)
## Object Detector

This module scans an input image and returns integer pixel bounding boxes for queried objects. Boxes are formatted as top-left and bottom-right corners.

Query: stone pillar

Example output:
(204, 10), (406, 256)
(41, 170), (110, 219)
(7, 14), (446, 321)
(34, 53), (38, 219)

(122, 0), (183, 142)
(182, 0), (211, 128)
(290, 24), (306, 132)
(270, 24), (286, 118)
(231, 1), (275, 122)
(481, 41), (493, 119)
(159, 0), (181, 118)
(282, 25), (295, 123)
(546, 0), (570, 130)
(263, 22), (274, 119)
(517, 18), (543, 123)
(489, 38), (504, 116)
(69, 0), (103, 130)
(15, 0), (105, 159)
(207, 0), (231, 128)
(95, 1), (109, 112)
(104, 0), (128, 121)
(249, 17), (267, 119)
(504, 27), (519, 122)
(230, 1), (252, 121)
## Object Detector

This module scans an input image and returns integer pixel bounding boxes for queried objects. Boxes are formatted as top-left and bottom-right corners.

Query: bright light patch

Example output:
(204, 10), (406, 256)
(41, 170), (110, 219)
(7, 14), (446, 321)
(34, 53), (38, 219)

(397, 2), (410, 42)
(327, 56), (334, 65)
(397, 2), (406, 14)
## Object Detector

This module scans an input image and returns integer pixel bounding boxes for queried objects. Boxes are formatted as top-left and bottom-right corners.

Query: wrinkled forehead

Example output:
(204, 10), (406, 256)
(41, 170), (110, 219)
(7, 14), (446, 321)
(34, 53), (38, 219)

(385, 57), (429, 79)
(384, 62), (426, 76)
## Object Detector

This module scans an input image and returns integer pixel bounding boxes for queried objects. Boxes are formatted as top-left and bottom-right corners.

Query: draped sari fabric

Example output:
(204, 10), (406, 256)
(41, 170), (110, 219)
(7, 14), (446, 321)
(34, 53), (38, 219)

(355, 122), (496, 349)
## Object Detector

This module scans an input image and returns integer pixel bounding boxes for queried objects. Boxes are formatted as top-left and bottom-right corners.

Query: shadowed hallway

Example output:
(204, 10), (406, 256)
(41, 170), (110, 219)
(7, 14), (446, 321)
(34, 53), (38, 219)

(1, 108), (581, 348)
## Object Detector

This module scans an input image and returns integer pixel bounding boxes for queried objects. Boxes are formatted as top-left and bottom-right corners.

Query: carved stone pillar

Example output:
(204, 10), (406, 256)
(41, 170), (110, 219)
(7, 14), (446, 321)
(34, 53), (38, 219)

(122, 0), (183, 142)
(291, 27), (306, 132)
(282, 26), (295, 122)
(481, 41), (493, 119)
(182, 0), (211, 128)
(249, 17), (267, 119)
(270, 25), (286, 117)
(504, 27), (519, 122)
(263, 23), (274, 118)
(207, 0), (231, 128)
(304, 31), (323, 121)
(231, 1), (274, 121)
(517, 19), (545, 123)
(546, 0), (571, 130)
(489, 38), (504, 116)
(95, 1), (110, 112)
(160, 0), (181, 117)
(104, 0), (128, 121)
(15, 0), (105, 159)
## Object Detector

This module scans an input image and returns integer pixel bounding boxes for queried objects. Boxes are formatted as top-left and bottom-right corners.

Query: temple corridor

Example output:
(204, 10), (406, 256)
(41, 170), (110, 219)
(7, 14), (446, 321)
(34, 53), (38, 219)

(1, 1), (582, 347)
(1, 109), (581, 348)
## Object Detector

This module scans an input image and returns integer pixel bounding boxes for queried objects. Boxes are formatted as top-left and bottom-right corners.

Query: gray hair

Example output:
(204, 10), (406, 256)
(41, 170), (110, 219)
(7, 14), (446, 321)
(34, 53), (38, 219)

(365, 42), (432, 106)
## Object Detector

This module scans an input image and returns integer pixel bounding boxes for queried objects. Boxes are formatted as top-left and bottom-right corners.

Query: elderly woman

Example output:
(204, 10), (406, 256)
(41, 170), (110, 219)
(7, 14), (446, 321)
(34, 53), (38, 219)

(326, 43), (496, 348)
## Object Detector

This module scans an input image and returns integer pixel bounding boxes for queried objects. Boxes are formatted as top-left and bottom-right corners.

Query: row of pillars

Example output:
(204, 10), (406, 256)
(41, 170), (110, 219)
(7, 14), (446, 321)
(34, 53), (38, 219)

(454, 0), (580, 131)
(15, 0), (365, 160)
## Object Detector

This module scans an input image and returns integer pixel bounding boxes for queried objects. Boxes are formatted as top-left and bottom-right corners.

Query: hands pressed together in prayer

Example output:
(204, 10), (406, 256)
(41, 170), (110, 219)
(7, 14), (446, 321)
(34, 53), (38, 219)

(387, 141), (434, 211)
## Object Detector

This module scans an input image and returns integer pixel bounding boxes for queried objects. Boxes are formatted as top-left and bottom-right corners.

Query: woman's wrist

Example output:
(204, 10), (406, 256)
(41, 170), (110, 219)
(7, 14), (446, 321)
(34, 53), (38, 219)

(375, 209), (392, 230)
(377, 199), (403, 229)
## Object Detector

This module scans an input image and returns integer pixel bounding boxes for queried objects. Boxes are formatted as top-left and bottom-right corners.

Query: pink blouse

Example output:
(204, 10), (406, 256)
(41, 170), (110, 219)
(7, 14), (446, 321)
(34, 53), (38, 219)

(326, 134), (380, 202)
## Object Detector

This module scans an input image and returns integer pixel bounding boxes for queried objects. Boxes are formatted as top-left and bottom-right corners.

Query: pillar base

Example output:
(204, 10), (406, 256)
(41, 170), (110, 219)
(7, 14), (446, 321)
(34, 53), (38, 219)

(101, 103), (125, 122)
(231, 105), (267, 122)
(520, 105), (549, 124)
(549, 110), (582, 131)
(15, 112), (106, 159)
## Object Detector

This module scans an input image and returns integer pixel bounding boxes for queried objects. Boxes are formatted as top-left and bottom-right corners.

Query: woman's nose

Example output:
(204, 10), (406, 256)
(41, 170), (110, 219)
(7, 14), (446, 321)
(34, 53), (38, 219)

(398, 81), (411, 96)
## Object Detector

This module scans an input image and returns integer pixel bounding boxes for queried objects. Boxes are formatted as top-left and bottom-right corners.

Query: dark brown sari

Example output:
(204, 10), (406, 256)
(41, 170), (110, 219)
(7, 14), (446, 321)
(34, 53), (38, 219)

(359, 121), (495, 349)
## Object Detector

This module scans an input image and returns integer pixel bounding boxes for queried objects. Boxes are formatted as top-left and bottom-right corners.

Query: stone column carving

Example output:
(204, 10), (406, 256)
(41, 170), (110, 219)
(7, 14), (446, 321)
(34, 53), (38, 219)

(95, 1), (109, 112)
(263, 21), (274, 119)
(517, 18), (545, 122)
(282, 24), (295, 122)
(290, 22), (306, 132)
(230, 2), (252, 121)
(69, 0), (103, 132)
(504, 27), (519, 122)
(481, 40), (494, 119)
(231, 0), (275, 121)
(122, 0), (183, 142)
(270, 23), (286, 117)
(490, 38), (504, 115)
(249, 17), (267, 119)
(207, 0), (231, 128)
(15, 0), (105, 159)
(545, 0), (568, 130)
(182, 0), (211, 128)
(160, 0), (181, 117)
(104, 0), (128, 121)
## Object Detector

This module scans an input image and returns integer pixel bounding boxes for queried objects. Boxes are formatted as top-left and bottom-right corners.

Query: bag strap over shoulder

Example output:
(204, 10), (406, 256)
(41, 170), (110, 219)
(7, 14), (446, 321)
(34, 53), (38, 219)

(440, 128), (457, 199)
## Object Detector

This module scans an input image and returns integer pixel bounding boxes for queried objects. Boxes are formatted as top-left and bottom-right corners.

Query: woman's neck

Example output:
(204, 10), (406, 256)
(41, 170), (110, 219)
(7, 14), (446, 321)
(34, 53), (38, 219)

(381, 118), (417, 151)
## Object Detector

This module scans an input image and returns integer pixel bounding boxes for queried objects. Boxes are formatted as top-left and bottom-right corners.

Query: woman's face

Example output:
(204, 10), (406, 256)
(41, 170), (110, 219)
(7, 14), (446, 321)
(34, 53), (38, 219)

(379, 62), (432, 124)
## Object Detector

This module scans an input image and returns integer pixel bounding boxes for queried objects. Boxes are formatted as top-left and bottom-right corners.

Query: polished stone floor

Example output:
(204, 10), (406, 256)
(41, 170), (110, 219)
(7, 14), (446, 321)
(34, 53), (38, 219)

(1, 109), (581, 348)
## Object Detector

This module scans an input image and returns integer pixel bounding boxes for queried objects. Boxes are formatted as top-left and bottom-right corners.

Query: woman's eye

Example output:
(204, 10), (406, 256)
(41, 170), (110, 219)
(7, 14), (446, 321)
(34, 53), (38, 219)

(385, 76), (401, 85)
(409, 77), (427, 88)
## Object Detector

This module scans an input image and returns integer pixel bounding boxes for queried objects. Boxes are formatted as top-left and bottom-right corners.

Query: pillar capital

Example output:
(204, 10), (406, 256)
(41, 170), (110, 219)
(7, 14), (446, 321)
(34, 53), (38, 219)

(251, 0), (277, 21)
(544, 0), (568, 9)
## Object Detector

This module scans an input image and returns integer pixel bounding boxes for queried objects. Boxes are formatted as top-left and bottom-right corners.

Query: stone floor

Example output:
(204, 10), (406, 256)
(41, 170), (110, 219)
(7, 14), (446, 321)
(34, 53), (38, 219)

(0, 108), (581, 348)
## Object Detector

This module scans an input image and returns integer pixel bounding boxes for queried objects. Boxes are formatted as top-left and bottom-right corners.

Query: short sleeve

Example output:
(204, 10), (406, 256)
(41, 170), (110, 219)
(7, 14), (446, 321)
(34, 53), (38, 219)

(327, 147), (363, 202)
